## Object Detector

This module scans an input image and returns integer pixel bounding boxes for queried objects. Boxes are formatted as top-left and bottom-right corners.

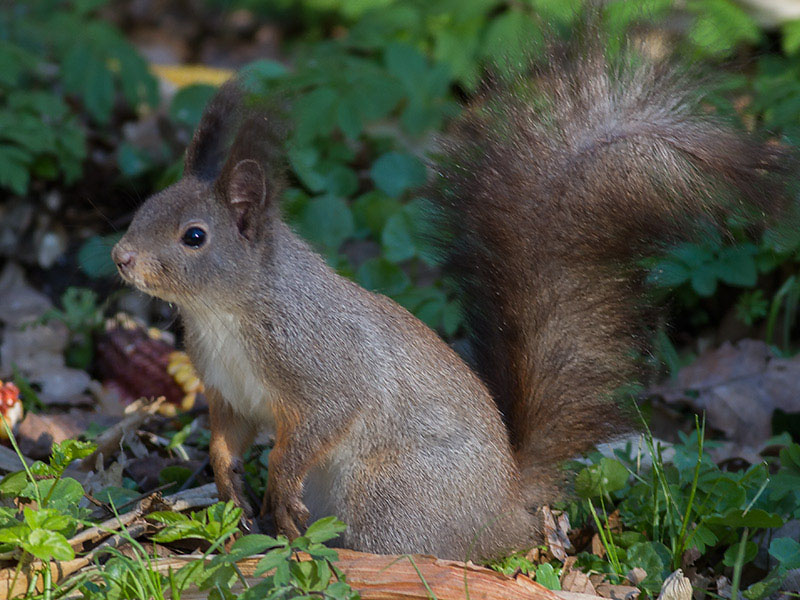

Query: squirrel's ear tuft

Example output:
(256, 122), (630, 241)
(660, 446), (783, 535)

(184, 81), (243, 180)
(222, 159), (268, 239)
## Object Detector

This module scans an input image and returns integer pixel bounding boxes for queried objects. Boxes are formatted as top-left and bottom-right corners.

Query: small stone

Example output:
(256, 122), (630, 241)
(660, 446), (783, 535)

(37, 229), (67, 269)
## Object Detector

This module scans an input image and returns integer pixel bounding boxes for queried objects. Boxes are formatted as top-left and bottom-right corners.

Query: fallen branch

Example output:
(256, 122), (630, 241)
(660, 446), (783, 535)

(88, 549), (564, 600)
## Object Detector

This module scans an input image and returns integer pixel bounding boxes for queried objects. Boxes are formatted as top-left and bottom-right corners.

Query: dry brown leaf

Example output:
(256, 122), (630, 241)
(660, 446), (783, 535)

(17, 411), (86, 459)
(591, 533), (606, 558)
(561, 557), (597, 595)
(649, 339), (800, 446)
(542, 506), (571, 561)
(626, 567), (647, 586)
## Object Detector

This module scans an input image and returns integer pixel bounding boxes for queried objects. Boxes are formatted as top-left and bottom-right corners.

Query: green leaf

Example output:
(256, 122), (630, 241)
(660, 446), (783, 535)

(94, 486), (141, 507)
(62, 42), (115, 123)
(575, 458), (629, 498)
(381, 213), (416, 263)
(690, 264), (719, 297)
(152, 521), (206, 543)
(370, 152), (427, 198)
(384, 43), (430, 94)
(723, 540), (757, 567)
(117, 141), (155, 177)
(320, 164), (358, 197)
(356, 258), (411, 296)
(743, 567), (785, 600)
(299, 195), (355, 251)
(626, 542), (671, 593)
(0, 145), (32, 195)
(50, 439), (96, 474)
(432, 21), (482, 88)
(352, 191), (402, 236)
(211, 534), (286, 567)
(416, 296), (446, 330)
(688, 0), (761, 57)
(442, 301), (462, 336)
(304, 517), (347, 544)
(769, 537), (800, 570)
(254, 547), (292, 576)
(691, 524), (719, 553)
(336, 96), (363, 139)
(0, 471), (28, 497)
(0, 525), (27, 546)
(647, 260), (691, 287)
(241, 59), (288, 88)
(482, 9), (543, 72)
(0, 42), (30, 86)
(534, 563), (561, 590)
(705, 508), (784, 528)
(159, 465), (192, 489)
(289, 146), (327, 193)
(716, 246), (757, 287)
(23, 507), (72, 533)
(148, 511), (189, 524)
(237, 581), (273, 600)
(782, 20), (800, 55)
(292, 87), (338, 143)
(25, 529), (74, 561)
(531, 0), (582, 24)
(170, 84), (217, 128)
(78, 233), (122, 279)
(780, 444), (800, 471)
(37, 478), (85, 516)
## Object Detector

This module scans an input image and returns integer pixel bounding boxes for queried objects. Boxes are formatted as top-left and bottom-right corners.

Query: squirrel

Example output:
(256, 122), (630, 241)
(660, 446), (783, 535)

(111, 32), (789, 560)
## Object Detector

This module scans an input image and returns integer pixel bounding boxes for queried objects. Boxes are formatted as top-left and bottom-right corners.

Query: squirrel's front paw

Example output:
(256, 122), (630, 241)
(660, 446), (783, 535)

(269, 488), (310, 540)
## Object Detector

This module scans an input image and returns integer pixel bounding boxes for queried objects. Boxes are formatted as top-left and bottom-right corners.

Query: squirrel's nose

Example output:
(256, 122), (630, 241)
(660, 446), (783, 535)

(112, 246), (137, 271)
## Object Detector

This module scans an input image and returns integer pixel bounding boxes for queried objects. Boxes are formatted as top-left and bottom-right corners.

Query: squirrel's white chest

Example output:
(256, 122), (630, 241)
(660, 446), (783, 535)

(187, 311), (277, 429)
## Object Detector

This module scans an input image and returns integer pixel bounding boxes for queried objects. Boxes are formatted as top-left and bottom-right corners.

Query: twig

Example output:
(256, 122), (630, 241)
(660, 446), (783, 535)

(178, 456), (209, 492)
(70, 483), (218, 549)
(115, 482), (177, 513)
(78, 397), (166, 471)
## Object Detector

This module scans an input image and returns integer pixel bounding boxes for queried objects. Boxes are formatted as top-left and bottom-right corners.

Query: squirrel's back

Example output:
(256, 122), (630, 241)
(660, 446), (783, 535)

(433, 34), (791, 504)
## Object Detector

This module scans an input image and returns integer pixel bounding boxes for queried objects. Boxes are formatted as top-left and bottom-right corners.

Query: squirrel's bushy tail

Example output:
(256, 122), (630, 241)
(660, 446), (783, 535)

(433, 39), (790, 505)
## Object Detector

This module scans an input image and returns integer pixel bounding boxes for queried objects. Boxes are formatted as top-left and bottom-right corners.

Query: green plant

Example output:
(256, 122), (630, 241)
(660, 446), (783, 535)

(0, 428), (96, 598)
(647, 225), (800, 351)
(0, 419), (357, 600)
(564, 423), (800, 597)
(38, 287), (106, 369)
(0, 0), (158, 195)
(145, 509), (357, 600)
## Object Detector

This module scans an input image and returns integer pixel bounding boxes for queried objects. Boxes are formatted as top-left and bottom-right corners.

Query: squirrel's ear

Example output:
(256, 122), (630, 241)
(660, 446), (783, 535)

(184, 81), (243, 179)
(222, 159), (269, 239)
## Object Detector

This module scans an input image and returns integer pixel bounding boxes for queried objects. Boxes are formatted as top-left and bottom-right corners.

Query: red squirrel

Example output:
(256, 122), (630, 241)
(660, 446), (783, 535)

(112, 33), (789, 559)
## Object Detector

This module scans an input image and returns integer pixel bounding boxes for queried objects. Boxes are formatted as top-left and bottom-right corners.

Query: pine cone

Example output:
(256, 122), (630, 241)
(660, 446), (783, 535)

(96, 314), (203, 415)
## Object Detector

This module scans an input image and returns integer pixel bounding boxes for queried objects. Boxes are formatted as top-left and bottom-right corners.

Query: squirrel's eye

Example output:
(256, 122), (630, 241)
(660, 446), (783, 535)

(181, 226), (207, 248)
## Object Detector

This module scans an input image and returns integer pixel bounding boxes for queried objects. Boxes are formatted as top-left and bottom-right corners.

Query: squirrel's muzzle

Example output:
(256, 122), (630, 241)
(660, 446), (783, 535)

(112, 245), (137, 275)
